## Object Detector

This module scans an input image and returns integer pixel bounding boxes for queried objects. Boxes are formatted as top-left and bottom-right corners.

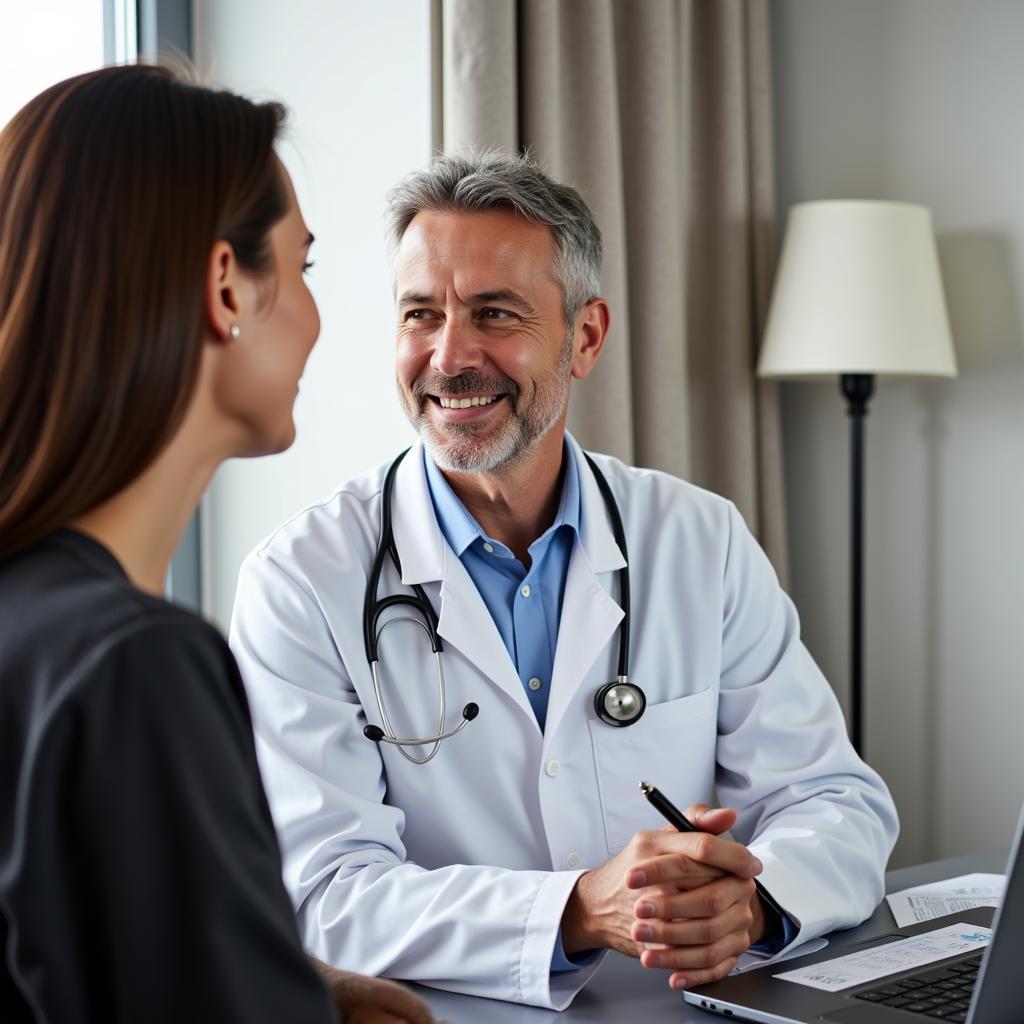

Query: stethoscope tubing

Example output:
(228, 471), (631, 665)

(362, 447), (644, 759)
(581, 452), (630, 680)
(362, 449), (443, 667)
(369, 617), (445, 764)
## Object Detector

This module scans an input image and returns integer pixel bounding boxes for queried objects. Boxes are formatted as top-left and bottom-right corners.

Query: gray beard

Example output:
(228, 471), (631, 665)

(418, 404), (543, 473)
(405, 335), (573, 474)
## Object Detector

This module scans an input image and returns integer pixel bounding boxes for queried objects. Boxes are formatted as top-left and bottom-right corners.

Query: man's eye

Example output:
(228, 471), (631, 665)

(480, 308), (514, 320)
(405, 309), (434, 321)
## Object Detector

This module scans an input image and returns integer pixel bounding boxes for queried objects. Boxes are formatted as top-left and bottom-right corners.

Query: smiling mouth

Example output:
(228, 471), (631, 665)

(432, 394), (503, 409)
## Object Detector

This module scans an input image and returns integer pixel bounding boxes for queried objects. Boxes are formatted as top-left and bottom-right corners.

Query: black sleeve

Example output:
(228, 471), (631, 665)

(6, 616), (339, 1024)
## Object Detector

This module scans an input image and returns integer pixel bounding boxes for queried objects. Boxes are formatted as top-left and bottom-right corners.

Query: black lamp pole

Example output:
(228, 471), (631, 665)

(840, 373), (874, 755)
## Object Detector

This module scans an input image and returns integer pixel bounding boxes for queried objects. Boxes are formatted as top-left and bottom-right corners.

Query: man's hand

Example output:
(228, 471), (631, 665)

(308, 956), (436, 1024)
(561, 805), (763, 990)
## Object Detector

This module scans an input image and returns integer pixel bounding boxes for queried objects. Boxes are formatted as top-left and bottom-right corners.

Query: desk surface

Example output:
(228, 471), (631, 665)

(411, 849), (1008, 1023)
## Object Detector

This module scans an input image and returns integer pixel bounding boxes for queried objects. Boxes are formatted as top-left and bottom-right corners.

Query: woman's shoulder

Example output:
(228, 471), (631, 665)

(1, 530), (241, 748)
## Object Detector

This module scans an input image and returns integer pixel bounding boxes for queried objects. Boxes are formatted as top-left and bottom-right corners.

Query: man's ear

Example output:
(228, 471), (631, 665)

(570, 298), (611, 381)
(205, 240), (241, 344)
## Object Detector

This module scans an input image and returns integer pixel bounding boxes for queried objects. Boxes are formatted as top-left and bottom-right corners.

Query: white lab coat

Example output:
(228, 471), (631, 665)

(230, 434), (898, 1010)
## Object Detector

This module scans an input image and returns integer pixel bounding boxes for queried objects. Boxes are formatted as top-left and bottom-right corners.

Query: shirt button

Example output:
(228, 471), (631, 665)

(521, 584), (532, 598)
(528, 677), (542, 691)
(482, 542), (494, 553)
(566, 853), (580, 869)
(545, 759), (560, 777)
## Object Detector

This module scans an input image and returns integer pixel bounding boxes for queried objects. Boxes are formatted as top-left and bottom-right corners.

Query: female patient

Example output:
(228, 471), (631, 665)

(0, 65), (431, 1024)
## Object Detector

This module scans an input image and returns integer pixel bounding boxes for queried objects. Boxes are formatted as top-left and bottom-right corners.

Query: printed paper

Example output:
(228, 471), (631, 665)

(885, 872), (1004, 928)
(774, 923), (992, 993)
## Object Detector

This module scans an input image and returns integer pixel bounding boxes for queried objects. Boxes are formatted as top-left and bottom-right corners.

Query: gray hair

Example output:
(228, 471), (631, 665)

(385, 149), (603, 327)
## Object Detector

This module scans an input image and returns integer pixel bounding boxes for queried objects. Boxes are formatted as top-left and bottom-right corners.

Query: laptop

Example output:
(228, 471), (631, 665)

(684, 803), (1024, 1023)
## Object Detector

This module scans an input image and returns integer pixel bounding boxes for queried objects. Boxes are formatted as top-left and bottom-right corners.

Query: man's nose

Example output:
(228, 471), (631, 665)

(430, 317), (484, 377)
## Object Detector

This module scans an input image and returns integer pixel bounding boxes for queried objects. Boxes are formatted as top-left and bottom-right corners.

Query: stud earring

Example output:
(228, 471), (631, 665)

(228, 324), (241, 340)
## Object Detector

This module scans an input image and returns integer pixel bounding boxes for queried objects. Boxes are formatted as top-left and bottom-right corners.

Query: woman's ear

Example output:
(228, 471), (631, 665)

(205, 240), (241, 343)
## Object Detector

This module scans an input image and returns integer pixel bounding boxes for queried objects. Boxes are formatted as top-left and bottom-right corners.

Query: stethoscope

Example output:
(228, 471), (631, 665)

(362, 448), (647, 764)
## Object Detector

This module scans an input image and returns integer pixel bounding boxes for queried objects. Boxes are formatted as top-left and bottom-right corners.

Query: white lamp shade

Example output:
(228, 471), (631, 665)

(757, 201), (957, 379)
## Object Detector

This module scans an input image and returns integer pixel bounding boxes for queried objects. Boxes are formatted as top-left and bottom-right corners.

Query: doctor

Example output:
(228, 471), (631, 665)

(230, 151), (898, 1010)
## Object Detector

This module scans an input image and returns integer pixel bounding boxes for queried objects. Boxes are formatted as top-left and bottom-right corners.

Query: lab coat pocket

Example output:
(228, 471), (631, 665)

(588, 685), (718, 854)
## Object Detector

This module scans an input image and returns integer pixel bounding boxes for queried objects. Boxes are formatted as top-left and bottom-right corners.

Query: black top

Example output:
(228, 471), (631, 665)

(0, 530), (338, 1023)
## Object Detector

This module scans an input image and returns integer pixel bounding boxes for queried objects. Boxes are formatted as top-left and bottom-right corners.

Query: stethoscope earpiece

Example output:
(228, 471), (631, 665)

(362, 702), (477, 746)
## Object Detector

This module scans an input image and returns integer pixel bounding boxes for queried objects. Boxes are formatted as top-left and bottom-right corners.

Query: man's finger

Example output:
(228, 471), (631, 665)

(635, 875), (756, 925)
(627, 833), (762, 887)
(684, 804), (737, 836)
(631, 891), (754, 947)
(628, 854), (726, 891)
(667, 957), (739, 991)
(639, 928), (751, 971)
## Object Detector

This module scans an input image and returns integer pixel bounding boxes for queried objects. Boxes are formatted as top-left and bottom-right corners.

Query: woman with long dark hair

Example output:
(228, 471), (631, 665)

(0, 65), (432, 1024)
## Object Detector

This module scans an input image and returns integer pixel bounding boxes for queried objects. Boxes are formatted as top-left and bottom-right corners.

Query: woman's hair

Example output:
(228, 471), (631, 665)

(0, 64), (287, 558)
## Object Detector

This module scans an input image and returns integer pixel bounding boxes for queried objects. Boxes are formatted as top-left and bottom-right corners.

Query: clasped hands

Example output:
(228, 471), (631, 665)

(561, 805), (766, 991)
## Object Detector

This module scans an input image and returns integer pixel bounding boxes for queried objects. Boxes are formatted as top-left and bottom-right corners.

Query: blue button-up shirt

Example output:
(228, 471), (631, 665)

(422, 442), (581, 732)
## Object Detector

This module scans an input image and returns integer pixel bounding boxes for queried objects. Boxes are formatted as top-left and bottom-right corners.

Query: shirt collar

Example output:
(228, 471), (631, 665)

(423, 434), (582, 559)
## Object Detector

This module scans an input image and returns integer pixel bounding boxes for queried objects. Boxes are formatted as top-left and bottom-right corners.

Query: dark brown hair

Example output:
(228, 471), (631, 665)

(0, 64), (286, 558)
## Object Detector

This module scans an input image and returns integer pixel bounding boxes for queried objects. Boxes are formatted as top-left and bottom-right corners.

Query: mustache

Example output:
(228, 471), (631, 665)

(412, 370), (518, 401)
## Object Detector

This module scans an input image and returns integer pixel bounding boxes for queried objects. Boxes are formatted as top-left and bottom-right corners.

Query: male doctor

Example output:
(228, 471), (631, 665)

(230, 151), (898, 1010)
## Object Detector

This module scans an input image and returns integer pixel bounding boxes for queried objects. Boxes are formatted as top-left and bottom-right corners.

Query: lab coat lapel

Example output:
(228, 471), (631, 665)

(543, 439), (626, 742)
(389, 443), (444, 584)
(389, 444), (538, 726)
(437, 559), (537, 724)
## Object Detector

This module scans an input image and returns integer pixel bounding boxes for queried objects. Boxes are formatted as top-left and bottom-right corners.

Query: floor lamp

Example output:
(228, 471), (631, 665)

(757, 201), (957, 756)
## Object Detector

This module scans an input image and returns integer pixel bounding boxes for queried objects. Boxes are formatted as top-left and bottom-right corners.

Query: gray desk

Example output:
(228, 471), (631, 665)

(412, 849), (1007, 1023)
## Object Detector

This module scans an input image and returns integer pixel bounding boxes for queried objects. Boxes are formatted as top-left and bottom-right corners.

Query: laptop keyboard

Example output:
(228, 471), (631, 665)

(853, 952), (983, 1021)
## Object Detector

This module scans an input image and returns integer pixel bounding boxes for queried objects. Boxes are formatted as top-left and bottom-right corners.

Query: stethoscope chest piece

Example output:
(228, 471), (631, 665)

(594, 679), (646, 727)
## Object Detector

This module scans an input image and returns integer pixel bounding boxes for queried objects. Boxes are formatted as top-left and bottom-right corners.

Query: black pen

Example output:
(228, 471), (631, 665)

(638, 780), (788, 923)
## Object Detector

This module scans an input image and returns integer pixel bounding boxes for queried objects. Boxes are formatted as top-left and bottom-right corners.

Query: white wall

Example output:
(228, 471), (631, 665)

(0, 2), (104, 129)
(773, 0), (1024, 865)
(193, 0), (431, 629)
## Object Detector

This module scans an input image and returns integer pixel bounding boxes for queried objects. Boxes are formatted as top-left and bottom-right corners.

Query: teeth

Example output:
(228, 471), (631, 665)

(438, 395), (498, 409)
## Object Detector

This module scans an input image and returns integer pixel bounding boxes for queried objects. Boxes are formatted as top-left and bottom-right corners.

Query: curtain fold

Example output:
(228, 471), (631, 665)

(439, 0), (788, 579)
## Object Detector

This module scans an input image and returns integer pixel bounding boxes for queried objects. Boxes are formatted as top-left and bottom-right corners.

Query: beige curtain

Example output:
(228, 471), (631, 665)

(439, 0), (788, 577)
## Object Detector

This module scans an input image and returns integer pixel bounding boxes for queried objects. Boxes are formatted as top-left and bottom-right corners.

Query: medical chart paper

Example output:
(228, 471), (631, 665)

(773, 923), (992, 993)
(885, 872), (1005, 928)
